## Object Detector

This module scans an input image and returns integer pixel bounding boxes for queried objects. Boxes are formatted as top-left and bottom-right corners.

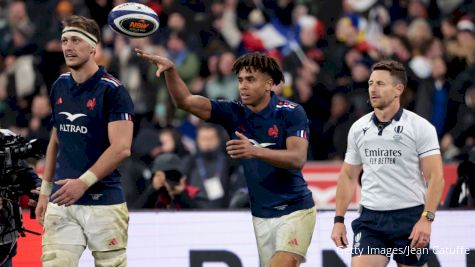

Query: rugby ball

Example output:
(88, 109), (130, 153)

(108, 2), (159, 38)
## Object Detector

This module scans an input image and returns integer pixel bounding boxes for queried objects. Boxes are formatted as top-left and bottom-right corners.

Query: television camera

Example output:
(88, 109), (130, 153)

(0, 129), (43, 241)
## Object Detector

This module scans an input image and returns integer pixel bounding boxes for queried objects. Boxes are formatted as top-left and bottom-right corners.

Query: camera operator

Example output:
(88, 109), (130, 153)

(0, 130), (42, 267)
(134, 153), (197, 209)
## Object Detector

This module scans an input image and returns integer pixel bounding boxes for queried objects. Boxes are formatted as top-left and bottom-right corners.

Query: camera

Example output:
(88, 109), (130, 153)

(0, 129), (43, 263)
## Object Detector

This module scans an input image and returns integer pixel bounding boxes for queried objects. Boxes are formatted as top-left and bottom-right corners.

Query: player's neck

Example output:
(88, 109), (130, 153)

(374, 102), (400, 122)
(70, 60), (99, 84)
(247, 93), (271, 113)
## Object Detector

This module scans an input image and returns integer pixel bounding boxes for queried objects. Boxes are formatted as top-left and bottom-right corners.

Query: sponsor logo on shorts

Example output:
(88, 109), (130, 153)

(273, 204), (288, 210)
(354, 232), (361, 248)
(89, 194), (103, 200)
(108, 238), (118, 247)
(288, 238), (299, 246)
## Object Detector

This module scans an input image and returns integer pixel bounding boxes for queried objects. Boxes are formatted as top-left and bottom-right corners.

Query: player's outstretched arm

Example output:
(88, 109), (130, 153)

(331, 162), (362, 248)
(135, 48), (211, 120)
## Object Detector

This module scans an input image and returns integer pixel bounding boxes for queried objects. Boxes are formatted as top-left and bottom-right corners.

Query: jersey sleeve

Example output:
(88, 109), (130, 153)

(207, 99), (236, 129)
(416, 119), (440, 158)
(49, 81), (59, 125)
(105, 85), (135, 122)
(344, 123), (362, 165)
(284, 105), (309, 140)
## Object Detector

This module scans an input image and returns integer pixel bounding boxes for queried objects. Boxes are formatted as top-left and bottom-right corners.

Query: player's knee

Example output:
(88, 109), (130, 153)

(269, 251), (301, 267)
(93, 248), (127, 267)
(42, 244), (83, 267)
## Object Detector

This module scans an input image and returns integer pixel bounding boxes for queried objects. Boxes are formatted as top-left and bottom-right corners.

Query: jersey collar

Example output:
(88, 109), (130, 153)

(371, 107), (404, 126)
(244, 91), (278, 119)
(71, 66), (106, 92)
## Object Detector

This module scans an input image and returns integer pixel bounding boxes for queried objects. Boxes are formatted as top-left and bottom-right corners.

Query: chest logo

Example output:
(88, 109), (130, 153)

(394, 126), (403, 134)
(56, 97), (63, 105)
(59, 112), (87, 122)
(249, 139), (275, 148)
(87, 98), (97, 110)
(268, 125), (279, 138)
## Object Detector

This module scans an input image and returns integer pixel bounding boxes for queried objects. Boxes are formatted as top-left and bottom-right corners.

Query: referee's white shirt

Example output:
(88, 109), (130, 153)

(344, 109), (440, 211)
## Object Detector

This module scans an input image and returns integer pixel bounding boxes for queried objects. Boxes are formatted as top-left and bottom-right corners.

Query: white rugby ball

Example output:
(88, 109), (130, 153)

(108, 2), (159, 38)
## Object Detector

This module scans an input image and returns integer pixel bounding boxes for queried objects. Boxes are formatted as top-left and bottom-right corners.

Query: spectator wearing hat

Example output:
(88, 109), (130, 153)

(446, 17), (475, 77)
(134, 153), (198, 209)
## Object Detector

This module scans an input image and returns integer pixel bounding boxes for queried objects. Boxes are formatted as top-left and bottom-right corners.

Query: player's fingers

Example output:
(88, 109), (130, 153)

(408, 226), (416, 240)
(341, 234), (349, 247)
(410, 231), (420, 248)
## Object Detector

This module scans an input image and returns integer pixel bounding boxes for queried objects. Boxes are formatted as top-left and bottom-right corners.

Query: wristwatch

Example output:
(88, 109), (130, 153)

(422, 211), (435, 222)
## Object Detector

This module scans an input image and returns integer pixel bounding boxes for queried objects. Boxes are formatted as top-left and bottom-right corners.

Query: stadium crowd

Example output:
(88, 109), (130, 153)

(0, 0), (474, 209)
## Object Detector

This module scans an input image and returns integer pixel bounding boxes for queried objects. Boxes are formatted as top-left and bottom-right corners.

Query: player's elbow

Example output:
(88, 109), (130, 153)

(115, 143), (131, 161)
(291, 156), (306, 169)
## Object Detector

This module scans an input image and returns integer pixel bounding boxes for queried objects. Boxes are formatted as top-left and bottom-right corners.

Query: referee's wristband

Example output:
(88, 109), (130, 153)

(78, 170), (99, 188)
(40, 180), (53, 196)
(334, 216), (345, 224)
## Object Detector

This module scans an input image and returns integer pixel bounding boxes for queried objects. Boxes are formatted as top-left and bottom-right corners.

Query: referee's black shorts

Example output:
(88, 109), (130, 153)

(351, 205), (429, 266)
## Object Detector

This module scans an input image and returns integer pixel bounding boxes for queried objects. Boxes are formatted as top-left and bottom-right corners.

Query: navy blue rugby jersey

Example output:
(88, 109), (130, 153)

(208, 92), (314, 218)
(49, 66), (134, 205)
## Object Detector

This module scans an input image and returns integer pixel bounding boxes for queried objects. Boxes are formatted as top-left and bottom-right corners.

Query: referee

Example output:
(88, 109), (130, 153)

(331, 60), (444, 267)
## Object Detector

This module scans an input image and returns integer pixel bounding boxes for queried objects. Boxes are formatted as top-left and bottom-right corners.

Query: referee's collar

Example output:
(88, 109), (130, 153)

(371, 107), (404, 125)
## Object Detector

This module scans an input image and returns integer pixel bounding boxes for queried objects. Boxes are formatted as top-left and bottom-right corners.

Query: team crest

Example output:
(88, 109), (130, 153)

(268, 125), (278, 138)
(87, 98), (96, 110)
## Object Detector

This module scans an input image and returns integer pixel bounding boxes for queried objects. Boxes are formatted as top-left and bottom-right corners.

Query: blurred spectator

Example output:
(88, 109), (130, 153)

(158, 127), (191, 159)
(185, 124), (247, 209)
(321, 93), (354, 160)
(204, 51), (239, 100)
(442, 84), (475, 161)
(121, 128), (161, 209)
(27, 94), (51, 150)
(444, 148), (475, 208)
(446, 17), (475, 78)
(108, 36), (158, 130)
(415, 57), (450, 138)
(136, 153), (198, 209)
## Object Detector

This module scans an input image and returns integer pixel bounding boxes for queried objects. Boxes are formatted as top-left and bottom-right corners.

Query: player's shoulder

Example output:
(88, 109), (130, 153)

(53, 72), (72, 84)
(274, 98), (301, 111)
(99, 73), (122, 88)
(400, 109), (434, 129)
(51, 72), (72, 92)
(351, 112), (373, 128)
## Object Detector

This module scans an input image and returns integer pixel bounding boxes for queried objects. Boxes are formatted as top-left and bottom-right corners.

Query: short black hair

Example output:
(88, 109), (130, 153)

(371, 60), (407, 88)
(232, 52), (284, 85)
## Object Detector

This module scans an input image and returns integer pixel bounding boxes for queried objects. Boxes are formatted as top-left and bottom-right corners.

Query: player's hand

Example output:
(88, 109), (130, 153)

(226, 131), (257, 159)
(409, 218), (431, 248)
(35, 194), (49, 226)
(51, 179), (88, 206)
(331, 223), (349, 248)
(135, 48), (175, 77)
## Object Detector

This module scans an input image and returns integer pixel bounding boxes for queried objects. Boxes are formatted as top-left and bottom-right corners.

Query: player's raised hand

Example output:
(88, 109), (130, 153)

(135, 48), (175, 77)
(51, 179), (88, 206)
(226, 131), (257, 159)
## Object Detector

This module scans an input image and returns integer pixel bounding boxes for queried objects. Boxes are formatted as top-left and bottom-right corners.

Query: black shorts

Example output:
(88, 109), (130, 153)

(351, 205), (429, 266)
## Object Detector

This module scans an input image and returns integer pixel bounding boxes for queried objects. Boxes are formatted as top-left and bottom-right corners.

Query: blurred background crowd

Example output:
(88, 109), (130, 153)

(1, 0), (474, 209)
